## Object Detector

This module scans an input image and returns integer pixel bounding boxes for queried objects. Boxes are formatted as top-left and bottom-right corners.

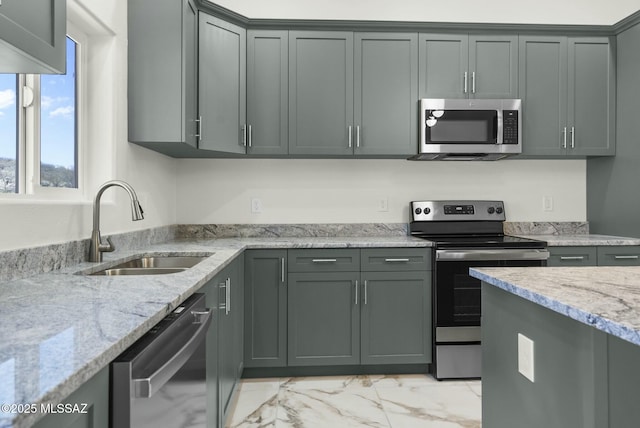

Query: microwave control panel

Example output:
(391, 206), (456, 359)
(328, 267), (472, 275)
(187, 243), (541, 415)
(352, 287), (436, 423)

(502, 110), (519, 144)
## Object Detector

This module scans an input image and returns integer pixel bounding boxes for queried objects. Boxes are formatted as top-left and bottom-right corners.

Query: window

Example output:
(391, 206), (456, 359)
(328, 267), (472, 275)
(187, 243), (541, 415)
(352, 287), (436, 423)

(0, 35), (80, 195)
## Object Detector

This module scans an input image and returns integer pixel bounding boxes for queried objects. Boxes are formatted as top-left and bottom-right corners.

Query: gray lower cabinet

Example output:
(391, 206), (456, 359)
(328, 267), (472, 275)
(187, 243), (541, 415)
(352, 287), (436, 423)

(33, 366), (109, 428)
(246, 30), (289, 156)
(418, 33), (518, 99)
(360, 271), (431, 364)
(288, 271), (361, 366)
(0, 0), (66, 74)
(288, 31), (354, 156)
(199, 12), (247, 154)
(217, 254), (244, 425)
(128, 0), (199, 153)
(244, 250), (288, 368)
(519, 36), (615, 157)
(548, 245), (640, 266)
(354, 33), (418, 156)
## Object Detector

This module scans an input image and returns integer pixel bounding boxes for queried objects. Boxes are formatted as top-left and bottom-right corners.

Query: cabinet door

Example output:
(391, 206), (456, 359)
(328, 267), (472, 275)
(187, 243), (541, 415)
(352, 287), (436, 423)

(33, 367), (109, 428)
(217, 262), (238, 426)
(202, 276), (220, 428)
(361, 271), (431, 365)
(0, 0), (66, 73)
(247, 30), (289, 156)
(354, 33), (418, 156)
(128, 0), (198, 148)
(418, 34), (468, 99)
(568, 37), (616, 156)
(288, 272), (360, 366)
(244, 250), (287, 367)
(289, 31), (354, 155)
(469, 35), (518, 99)
(519, 36), (568, 156)
(199, 13), (246, 154)
(547, 246), (597, 266)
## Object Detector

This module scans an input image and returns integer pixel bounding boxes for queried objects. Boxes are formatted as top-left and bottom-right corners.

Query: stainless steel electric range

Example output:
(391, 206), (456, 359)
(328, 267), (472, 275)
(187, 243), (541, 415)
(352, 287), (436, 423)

(409, 200), (549, 380)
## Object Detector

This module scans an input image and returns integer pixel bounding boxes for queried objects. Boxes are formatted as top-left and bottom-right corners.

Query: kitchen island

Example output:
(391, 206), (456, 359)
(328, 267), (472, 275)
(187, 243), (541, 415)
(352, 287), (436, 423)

(471, 265), (640, 428)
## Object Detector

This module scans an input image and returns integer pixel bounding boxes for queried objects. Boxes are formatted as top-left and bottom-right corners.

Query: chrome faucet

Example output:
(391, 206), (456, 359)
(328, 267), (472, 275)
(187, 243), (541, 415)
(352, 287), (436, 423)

(89, 180), (144, 262)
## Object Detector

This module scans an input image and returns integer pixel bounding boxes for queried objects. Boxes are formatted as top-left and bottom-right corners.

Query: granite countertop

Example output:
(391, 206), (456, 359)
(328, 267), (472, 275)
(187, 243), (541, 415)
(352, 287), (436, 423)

(514, 234), (640, 246)
(0, 236), (429, 428)
(470, 266), (640, 347)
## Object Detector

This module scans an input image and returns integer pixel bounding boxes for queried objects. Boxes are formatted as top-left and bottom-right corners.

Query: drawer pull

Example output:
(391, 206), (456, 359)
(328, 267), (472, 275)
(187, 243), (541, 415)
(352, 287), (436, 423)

(614, 255), (639, 260)
(560, 256), (585, 260)
(311, 259), (337, 263)
(385, 258), (410, 263)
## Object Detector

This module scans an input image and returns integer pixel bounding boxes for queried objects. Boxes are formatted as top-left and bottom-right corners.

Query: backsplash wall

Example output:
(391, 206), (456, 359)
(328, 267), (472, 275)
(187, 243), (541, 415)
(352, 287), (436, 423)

(175, 158), (587, 224)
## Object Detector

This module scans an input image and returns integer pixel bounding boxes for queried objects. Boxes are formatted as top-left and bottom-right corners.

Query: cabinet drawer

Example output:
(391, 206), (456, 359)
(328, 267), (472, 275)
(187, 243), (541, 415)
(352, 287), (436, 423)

(547, 247), (597, 267)
(288, 249), (360, 272)
(597, 246), (640, 266)
(361, 248), (432, 271)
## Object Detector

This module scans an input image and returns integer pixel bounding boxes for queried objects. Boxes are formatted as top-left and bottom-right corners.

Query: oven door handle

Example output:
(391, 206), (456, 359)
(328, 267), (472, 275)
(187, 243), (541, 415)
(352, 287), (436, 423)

(436, 249), (550, 261)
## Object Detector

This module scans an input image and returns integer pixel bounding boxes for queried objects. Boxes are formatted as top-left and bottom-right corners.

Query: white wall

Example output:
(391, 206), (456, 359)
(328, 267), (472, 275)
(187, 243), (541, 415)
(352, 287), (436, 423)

(176, 159), (586, 223)
(210, 0), (639, 25)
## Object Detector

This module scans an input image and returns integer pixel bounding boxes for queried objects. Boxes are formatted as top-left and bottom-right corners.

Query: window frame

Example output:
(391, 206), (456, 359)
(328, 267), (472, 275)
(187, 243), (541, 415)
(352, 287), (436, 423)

(0, 24), (86, 201)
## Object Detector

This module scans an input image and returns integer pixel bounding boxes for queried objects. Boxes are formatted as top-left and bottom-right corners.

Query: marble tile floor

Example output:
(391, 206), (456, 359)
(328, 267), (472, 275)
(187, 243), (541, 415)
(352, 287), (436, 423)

(226, 374), (481, 428)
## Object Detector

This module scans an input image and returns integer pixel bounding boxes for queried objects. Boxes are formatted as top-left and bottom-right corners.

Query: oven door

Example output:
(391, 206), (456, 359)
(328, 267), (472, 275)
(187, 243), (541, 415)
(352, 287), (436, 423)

(434, 249), (548, 334)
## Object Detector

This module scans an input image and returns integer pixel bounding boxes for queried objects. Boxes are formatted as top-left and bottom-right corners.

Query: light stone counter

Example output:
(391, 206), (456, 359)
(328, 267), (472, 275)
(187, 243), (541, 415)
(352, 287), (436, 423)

(0, 236), (429, 428)
(514, 234), (640, 246)
(470, 266), (640, 346)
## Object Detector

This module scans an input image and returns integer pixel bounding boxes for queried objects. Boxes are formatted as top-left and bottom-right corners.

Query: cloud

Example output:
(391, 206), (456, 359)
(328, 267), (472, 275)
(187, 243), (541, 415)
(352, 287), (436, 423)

(0, 89), (15, 110)
(49, 106), (74, 118)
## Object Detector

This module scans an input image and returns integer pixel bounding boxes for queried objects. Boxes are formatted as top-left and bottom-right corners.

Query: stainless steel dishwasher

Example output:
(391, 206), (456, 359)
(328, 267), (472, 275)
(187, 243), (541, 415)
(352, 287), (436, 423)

(111, 293), (212, 428)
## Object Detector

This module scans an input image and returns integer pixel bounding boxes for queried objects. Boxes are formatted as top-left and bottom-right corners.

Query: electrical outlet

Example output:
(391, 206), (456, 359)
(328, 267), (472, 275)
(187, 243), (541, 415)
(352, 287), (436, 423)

(378, 197), (388, 212)
(518, 333), (535, 382)
(543, 196), (553, 212)
(251, 198), (262, 214)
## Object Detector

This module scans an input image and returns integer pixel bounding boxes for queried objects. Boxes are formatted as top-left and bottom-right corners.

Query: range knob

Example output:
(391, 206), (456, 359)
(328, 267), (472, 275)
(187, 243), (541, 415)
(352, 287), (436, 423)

(424, 207), (431, 214)
(487, 207), (495, 214)
(415, 208), (422, 215)
(496, 206), (503, 214)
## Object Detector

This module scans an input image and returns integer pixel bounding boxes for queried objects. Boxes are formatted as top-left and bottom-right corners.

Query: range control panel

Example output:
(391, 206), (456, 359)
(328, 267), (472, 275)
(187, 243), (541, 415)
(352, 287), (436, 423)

(411, 200), (506, 222)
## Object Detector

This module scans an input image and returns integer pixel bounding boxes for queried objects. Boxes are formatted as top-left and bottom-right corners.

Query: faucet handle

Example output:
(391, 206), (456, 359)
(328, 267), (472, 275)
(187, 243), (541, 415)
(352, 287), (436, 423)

(99, 236), (115, 253)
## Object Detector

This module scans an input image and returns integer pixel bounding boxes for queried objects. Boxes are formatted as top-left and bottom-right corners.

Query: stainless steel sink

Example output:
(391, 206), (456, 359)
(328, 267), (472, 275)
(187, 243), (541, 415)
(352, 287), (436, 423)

(88, 256), (209, 276)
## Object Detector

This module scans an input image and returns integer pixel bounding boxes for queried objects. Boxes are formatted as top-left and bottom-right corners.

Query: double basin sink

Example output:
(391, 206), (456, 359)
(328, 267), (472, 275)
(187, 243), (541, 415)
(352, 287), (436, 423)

(87, 255), (210, 276)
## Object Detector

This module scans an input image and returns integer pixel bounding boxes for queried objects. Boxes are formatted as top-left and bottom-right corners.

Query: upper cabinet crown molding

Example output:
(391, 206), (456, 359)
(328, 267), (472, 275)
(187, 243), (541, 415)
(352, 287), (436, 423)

(0, 0), (66, 74)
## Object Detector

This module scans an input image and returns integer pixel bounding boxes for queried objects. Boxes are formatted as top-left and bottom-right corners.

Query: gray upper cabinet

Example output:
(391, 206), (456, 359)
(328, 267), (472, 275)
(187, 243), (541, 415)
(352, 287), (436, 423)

(129, 0), (199, 152)
(354, 33), (418, 156)
(246, 30), (289, 156)
(0, 0), (66, 74)
(519, 36), (615, 157)
(288, 31), (354, 156)
(419, 34), (518, 99)
(199, 12), (247, 154)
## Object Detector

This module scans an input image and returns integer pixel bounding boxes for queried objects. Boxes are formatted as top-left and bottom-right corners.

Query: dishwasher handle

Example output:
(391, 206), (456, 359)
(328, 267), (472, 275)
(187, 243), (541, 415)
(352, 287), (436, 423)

(133, 308), (212, 398)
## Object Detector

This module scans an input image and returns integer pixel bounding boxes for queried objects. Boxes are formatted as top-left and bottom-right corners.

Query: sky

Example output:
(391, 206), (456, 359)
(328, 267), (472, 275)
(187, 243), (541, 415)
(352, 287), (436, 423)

(0, 37), (76, 169)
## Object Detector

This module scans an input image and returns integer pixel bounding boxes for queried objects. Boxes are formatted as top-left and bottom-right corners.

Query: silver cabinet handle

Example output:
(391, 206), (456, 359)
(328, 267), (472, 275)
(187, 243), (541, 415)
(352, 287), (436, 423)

(463, 72), (468, 94)
(385, 258), (410, 263)
(219, 282), (227, 312)
(562, 127), (567, 149)
(364, 280), (368, 305)
(348, 126), (352, 148)
(226, 278), (231, 315)
(133, 309), (212, 398)
(311, 259), (337, 263)
(281, 257), (285, 283)
(248, 124), (252, 148)
(472, 71), (476, 93)
(356, 126), (360, 148)
(570, 126), (575, 149)
(354, 280), (358, 305)
(560, 256), (585, 260)
(614, 255), (639, 260)
(242, 124), (247, 147)
(195, 116), (202, 142)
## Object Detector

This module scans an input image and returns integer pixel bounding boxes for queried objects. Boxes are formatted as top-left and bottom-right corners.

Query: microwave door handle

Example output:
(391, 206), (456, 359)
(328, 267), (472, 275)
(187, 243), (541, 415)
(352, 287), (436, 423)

(495, 110), (502, 144)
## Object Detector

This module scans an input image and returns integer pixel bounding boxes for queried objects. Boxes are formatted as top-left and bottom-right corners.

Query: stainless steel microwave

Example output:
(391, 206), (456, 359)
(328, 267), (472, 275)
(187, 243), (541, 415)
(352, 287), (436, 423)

(410, 98), (522, 161)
